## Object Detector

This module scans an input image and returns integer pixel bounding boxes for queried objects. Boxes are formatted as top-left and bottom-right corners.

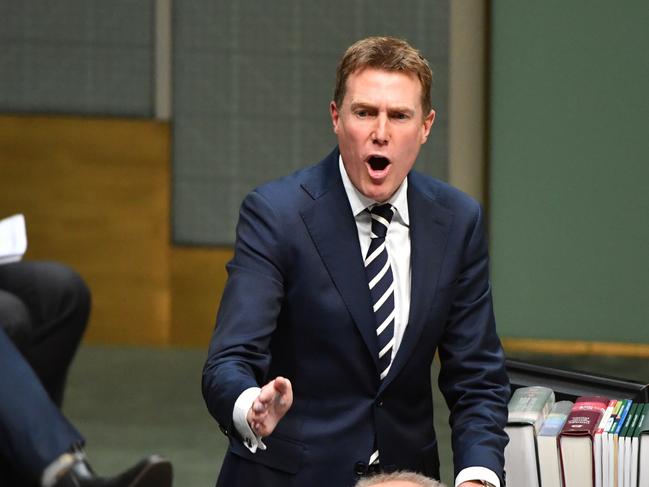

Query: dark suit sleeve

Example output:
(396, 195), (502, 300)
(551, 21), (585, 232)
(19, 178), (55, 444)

(202, 189), (288, 436)
(436, 203), (510, 482)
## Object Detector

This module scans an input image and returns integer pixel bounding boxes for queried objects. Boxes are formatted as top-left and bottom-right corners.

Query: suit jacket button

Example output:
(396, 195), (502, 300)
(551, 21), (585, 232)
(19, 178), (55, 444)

(354, 461), (367, 476)
(377, 400), (384, 407)
(218, 423), (229, 436)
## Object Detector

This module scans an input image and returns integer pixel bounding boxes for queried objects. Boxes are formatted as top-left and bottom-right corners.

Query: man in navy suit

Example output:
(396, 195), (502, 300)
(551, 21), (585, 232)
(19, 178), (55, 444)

(203, 36), (509, 487)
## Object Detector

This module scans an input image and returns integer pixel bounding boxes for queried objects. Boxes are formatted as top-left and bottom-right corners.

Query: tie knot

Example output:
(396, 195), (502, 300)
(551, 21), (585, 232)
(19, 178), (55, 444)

(369, 204), (394, 239)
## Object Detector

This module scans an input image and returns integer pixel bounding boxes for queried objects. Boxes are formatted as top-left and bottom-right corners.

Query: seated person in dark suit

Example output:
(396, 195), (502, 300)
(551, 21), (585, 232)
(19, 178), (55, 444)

(0, 260), (90, 407)
(0, 327), (173, 487)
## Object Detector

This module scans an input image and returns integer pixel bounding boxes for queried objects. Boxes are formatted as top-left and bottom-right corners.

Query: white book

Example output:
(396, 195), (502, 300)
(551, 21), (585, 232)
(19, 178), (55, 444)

(617, 403), (638, 487)
(505, 386), (555, 487)
(538, 401), (573, 487)
(639, 433), (649, 487)
(602, 400), (620, 487)
(611, 400), (632, 487)
(595, 400), (616, 487)
(623, 430), (633, 487)
(0, 214), (27, 264)
(605, 399), (629, 487)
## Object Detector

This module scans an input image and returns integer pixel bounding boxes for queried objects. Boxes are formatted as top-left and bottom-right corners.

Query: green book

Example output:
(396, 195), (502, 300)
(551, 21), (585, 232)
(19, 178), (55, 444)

(636, 405), (649, 487)
(630, 404), (647, 487)
(622, 403), (642, 487)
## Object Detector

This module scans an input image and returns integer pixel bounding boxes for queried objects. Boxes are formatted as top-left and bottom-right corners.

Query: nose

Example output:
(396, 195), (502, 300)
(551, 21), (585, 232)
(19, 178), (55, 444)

(371, 114), (389, 146)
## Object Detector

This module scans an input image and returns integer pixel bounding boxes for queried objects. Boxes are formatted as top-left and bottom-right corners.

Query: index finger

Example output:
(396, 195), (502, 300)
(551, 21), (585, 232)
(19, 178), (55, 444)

(273, 376), (292, 395)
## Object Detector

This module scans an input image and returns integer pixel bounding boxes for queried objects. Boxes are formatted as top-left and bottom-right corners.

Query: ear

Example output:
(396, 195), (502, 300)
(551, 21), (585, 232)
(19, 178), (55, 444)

(420, 109), (436, 144)
(330, 101), (341, 134)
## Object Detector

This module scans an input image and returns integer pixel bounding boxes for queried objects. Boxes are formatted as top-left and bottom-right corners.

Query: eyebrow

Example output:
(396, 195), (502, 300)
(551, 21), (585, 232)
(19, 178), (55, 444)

(349, 102), (416, 115)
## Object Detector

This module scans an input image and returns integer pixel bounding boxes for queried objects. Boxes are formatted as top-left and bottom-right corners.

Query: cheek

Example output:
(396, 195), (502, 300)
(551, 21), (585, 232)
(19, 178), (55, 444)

(394, 164), (411, 183)
(347, 128), (366, 147)
(405, 136), (425, 159)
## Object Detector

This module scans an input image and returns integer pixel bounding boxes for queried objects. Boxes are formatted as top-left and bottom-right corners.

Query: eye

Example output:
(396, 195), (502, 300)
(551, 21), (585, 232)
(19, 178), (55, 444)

(354, 108), (376, 119)
(391, 112), (410, 120)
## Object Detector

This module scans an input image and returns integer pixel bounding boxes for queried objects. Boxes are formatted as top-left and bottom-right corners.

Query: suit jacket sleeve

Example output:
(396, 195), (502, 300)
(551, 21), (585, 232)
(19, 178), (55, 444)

(436, 202), (510, 482)
(202, 189), (288, 436)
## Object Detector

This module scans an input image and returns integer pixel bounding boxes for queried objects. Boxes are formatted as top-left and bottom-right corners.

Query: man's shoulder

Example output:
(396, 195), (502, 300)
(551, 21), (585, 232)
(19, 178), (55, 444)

(251, 148), (339, 204)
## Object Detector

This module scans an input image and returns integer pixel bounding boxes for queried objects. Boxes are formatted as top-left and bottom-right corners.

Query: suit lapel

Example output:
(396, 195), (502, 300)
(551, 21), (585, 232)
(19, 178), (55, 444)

(299, 153), (379, 370)
(380, 175), (453, 391)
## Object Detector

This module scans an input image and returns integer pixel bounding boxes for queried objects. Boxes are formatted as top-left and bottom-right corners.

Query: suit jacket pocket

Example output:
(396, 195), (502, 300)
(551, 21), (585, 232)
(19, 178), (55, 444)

(229, 433), (305, 474)
(420, 439), (440, 480)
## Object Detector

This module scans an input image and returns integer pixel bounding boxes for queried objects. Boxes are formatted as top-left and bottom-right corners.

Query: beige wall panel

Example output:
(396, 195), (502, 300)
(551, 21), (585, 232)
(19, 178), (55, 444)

(0, 115), (171, 345)
(448, 0), (487, 204)
(503, 338), (649, 358)
(170, 247), (232, 347)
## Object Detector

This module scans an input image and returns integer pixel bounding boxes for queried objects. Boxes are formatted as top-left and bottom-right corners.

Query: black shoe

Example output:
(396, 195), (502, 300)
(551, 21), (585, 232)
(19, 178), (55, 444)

(53, 454), (172, 487)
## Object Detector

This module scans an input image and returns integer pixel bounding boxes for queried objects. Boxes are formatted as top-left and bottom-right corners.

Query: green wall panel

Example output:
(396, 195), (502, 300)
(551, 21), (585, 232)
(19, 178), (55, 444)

(172, 0), (450, 245)
(489, 1), (649, 342)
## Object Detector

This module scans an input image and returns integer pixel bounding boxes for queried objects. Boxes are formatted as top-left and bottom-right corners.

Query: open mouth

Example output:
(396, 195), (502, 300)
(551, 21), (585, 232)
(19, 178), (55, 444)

(367, 156), (390, 171)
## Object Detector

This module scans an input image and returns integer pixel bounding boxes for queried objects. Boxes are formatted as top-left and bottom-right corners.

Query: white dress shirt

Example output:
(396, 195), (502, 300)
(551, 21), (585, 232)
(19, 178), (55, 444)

(232, 156), (500, 487)
(338, 156), (411, 362)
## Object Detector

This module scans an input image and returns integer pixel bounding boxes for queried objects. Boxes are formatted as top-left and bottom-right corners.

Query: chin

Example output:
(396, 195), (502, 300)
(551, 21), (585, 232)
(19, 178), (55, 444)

(365, 188), (391, 203)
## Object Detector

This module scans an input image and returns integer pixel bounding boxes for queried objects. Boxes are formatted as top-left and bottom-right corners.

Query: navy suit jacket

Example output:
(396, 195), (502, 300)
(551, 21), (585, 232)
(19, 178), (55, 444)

(202, 147), (510, 486)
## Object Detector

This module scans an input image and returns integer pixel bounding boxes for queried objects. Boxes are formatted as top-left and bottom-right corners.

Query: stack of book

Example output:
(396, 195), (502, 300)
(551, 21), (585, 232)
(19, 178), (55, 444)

(505, 386), (556, 487)
(505, 386), (649, 487)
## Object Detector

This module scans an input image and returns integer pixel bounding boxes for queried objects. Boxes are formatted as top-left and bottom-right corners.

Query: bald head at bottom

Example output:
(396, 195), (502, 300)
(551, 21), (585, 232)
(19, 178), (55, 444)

(354, 471), (445, 487)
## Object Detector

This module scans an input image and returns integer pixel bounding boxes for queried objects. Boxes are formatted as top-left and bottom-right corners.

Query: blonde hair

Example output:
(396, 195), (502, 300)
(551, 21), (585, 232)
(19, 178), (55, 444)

(355, 470), (445, 487)
(333, 36), (433, 116)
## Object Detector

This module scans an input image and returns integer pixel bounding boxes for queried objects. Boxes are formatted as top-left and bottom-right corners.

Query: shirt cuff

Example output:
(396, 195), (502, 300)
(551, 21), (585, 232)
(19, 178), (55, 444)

(455, 466), (500, 487)
(233, 386), (266, 453)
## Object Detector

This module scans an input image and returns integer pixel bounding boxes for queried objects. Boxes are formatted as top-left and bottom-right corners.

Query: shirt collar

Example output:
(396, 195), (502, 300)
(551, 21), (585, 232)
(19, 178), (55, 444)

(338, 155), (410, 225)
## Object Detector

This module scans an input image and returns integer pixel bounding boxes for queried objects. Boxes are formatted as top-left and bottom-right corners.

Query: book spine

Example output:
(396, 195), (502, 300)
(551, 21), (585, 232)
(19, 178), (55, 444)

(559, 396), (608, 486)
(595, 400), (616, 487)
(631, 404), (647, 487)
(617, 402), (637, 487)
(507, 386), (555, 430)
(623, 404), (641, 487)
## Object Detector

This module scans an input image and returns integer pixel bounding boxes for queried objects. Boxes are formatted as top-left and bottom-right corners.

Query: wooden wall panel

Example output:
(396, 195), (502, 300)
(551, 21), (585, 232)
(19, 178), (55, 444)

(170, 247), (232, 347)
(0, 115), (171, 345)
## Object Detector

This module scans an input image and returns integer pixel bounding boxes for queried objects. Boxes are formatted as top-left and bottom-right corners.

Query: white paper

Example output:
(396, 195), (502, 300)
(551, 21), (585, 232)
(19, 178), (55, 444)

(0, 214), (28, 264)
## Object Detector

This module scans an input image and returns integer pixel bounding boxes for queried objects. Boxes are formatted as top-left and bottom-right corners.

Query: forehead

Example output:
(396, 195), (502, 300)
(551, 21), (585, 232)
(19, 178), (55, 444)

(344, 68), (423, 109)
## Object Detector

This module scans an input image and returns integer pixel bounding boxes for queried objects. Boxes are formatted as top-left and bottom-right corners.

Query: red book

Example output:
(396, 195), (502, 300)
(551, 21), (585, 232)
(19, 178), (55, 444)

(559, 396), (609, 487)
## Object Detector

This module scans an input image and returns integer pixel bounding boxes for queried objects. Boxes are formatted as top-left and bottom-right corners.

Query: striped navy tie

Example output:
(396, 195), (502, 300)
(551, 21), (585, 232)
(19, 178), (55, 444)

(365, 203), (395, 467)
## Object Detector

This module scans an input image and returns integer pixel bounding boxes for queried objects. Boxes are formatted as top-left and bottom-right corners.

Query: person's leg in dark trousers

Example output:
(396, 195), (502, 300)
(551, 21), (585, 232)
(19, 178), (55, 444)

(0, 328), (85, 486)
(0, 261), (91, 406)
(0, 287), (32, 347)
